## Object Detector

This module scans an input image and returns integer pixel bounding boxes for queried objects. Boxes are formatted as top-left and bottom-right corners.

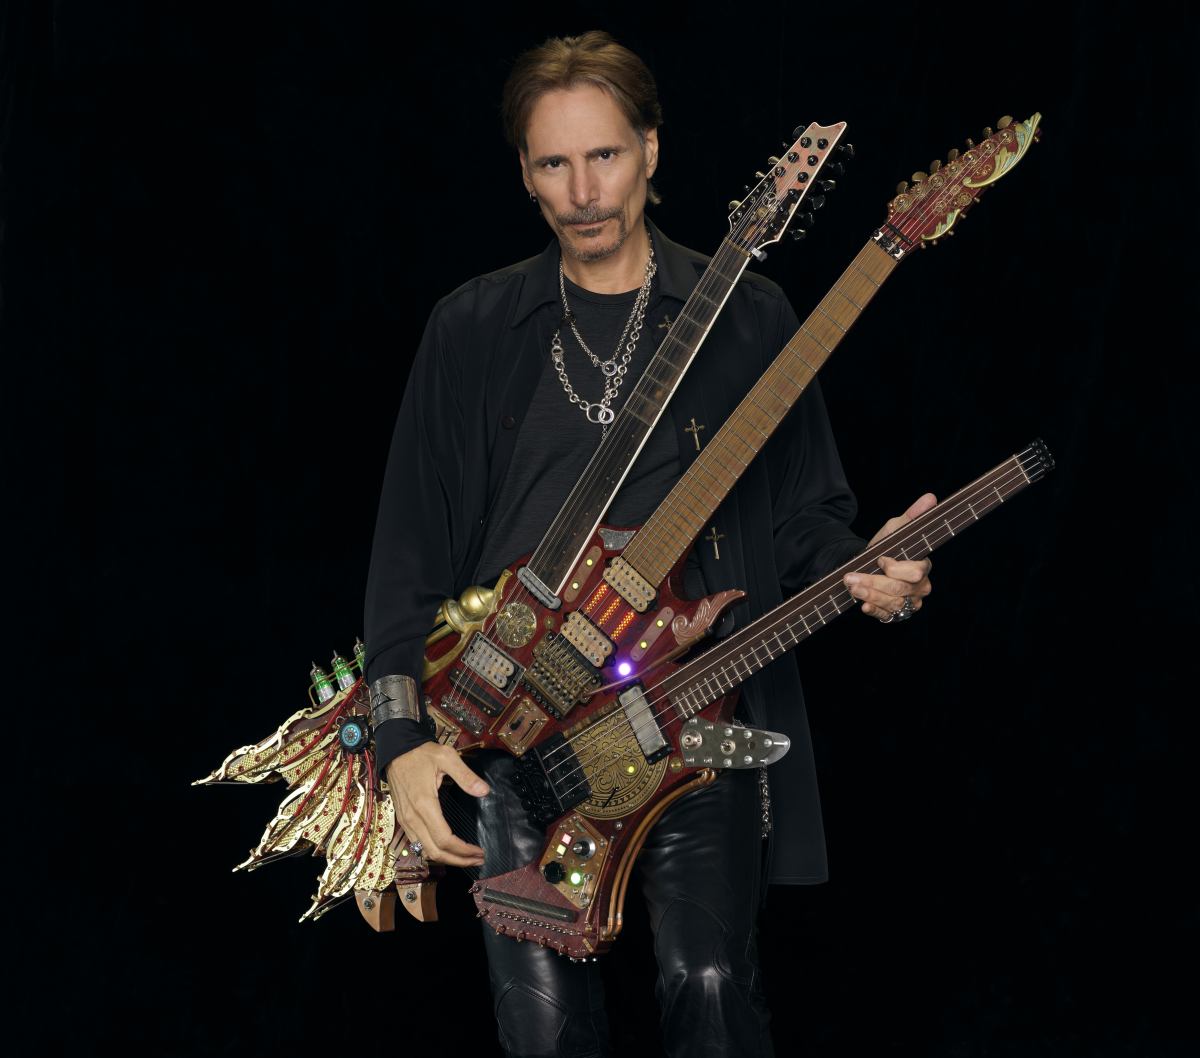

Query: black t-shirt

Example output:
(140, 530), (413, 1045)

(473, 272), (682, 585)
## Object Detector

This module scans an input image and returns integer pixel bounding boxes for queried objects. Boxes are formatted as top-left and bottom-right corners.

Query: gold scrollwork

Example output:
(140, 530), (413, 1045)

(576, 711), (669, 820)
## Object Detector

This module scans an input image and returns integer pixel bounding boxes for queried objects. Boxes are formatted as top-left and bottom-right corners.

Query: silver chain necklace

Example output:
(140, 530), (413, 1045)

(551, 242), (657, 439)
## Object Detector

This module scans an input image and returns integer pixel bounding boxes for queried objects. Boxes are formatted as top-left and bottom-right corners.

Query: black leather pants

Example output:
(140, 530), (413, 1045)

(461, 751), (774, 1058)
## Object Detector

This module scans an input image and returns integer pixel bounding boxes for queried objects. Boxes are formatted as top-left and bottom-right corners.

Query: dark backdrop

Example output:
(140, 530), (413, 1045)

(6, 1), (1196, 1054)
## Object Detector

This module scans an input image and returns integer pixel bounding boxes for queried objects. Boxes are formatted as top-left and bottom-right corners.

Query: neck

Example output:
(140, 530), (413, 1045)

(559, 216), (651, 294)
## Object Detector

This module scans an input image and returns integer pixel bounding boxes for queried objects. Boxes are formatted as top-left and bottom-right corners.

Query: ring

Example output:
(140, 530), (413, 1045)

(890, 597), (916, 623)
(409, 840), (424, 856)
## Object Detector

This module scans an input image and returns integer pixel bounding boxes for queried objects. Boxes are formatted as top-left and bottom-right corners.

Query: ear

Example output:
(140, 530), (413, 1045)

(519, 151), (535, 196)
(642, 127), (659, 180)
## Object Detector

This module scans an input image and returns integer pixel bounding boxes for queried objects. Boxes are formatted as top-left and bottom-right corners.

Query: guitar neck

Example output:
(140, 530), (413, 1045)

(621, 237), (900, 586)
(527, 239), (754, 593)
(661, 441), (1054, 717)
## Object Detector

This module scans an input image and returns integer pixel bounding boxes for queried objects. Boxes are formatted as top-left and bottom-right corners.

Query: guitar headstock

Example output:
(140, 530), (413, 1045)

(727, 121), (851, 261)
(872, 113), (1042, 259)
(1019, 437), (1056, 481)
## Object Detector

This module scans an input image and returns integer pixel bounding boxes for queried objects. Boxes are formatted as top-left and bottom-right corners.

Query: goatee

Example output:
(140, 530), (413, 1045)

(554, 205), (629, 262)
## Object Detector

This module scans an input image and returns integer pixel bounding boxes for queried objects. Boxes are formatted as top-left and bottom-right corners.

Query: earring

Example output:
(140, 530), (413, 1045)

(529, 191), (537, 202)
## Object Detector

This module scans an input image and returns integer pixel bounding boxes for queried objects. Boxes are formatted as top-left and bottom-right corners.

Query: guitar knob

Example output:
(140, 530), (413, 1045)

(947, 148), (960, 161)
(981, 126), (993, 139)
(929, 160), (942, 172)
(997, 115), (1013, 128)
(543, 862), (567, 884)
(965, 138), (976, 149)
(911, 171), (928, 183)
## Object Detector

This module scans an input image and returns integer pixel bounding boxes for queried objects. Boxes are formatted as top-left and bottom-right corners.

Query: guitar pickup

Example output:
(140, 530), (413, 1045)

(618, 683), (670, 763)
(461, 633), (524, 697)
(562, 612), (614, 667)
(602, 556), (657, 612)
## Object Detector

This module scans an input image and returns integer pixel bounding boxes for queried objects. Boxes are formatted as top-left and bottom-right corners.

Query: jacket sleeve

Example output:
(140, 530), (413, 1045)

(763, 295), (866, 593)
(364, 299), (470, 772)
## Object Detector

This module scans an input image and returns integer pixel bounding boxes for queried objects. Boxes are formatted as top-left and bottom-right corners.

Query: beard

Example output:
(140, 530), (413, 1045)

(553, 205), (629, 262)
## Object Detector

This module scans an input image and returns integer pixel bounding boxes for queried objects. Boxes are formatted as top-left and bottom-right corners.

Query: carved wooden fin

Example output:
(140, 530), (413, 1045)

(670, 590), (747, 646)
(355, 888), (397, 932)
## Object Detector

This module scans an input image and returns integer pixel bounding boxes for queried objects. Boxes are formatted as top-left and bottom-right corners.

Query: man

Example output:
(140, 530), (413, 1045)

(364, 31), (933, 1058)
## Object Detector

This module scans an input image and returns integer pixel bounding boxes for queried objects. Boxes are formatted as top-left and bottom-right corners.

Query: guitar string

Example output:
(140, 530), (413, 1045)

(540, 454), (1041, 798)
(435, 137), (1011, 778)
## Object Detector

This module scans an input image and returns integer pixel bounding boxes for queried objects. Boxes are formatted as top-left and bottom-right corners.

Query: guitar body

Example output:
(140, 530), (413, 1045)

(418, 523), (782, 956)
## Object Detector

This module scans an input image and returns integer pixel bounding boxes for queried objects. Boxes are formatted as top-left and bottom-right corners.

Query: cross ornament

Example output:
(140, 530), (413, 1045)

(684, 417), (706, 451)
(705, 526), (725, 560)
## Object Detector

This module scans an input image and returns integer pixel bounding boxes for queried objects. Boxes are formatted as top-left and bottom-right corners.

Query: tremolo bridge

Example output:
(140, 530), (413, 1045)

(524, 634), (602, 719)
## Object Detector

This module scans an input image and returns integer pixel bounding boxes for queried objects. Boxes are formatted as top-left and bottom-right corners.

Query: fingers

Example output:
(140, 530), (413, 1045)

(437, 746), (491, 798)
(867, 492), (938, 546)
(844, 558), (932, 622)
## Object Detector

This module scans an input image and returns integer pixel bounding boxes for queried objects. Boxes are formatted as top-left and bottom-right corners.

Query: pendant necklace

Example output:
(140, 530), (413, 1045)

(551, 240), (657, 440)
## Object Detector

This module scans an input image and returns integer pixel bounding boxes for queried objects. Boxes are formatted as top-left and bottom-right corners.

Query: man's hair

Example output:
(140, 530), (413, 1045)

(501, 31), (663, 205)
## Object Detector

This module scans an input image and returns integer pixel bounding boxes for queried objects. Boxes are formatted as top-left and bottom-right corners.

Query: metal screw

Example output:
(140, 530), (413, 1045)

(743, 755), (753, 765)
(722, 758), (732, 767)
(404, 890), (417, 903)
(764, 738), (773, 748)
(724, 727), (733, 736)
(362, 897), (375, 910)
(743, 729), (752, 739)
(614, 822), (623, 830)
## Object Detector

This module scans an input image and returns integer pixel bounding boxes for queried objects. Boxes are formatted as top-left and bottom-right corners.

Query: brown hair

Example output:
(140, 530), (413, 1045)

(501, 31), (663, 205)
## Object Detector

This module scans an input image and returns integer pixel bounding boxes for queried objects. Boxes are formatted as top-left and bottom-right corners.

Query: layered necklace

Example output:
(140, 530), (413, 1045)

(551, 240), (657, 439)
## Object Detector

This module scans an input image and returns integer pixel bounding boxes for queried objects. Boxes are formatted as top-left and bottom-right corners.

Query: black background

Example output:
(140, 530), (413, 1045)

(6, 1), (1196, 1054)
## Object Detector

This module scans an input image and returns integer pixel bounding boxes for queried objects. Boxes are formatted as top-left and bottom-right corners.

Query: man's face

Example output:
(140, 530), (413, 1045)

(521, 86), (658, 263)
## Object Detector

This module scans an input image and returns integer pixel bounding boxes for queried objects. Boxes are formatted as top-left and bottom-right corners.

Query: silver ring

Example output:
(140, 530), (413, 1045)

(891, 597), (916, 623)
(409, 840), (424, 856)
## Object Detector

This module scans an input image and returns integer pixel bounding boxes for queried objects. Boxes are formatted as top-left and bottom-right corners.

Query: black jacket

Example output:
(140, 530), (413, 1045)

(365, 221), (865, 884)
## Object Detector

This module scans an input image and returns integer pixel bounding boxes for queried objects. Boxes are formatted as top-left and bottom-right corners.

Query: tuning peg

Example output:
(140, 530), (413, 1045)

(964, 138), (976, 149)
(743, 185), (750, 193)
(997, 115), (1013, 128)
(818, 179), (836, 191)
(768, 156), (781, 165)
(825, 162), (845, 177)
(792, 124), (807, 139)
(807, 195), (826, 211)
(896, 181), (909, 194)
(782, 141), (791, 149)
(755, 171), (766, 178)
(929, 160), (942, 173)
(981, 126), (993, 139)
(728, 200), (742, 211)
(791, 229), (807, 241)
(835, 142), (855, 159)
(797, 211), (815, 227)
(911, 171), (928, 183)
(946, 148), (960, 162)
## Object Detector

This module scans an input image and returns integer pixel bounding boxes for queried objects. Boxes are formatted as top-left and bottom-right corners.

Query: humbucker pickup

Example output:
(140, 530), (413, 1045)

(522, 634), (601, 719)
(618, 683), (670, 763)
(603, 556), (657, 612)
(562, 612), (614, 667)
(462, 633), (524, 697)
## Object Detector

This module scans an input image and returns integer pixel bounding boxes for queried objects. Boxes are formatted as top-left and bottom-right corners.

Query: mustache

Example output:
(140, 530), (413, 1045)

(555, 205), (626, 229)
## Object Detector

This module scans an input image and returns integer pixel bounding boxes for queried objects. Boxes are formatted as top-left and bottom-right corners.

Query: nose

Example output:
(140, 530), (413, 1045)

(569, 160), (599, 210)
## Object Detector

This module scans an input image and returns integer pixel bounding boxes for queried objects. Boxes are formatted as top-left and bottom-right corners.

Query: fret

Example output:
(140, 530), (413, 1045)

(813, 301), (849, 334)
(744, 392), (782, 424)
(797, 323), (833, 353)
(943, 518), (955, 536)
(708, 435), (749, 470)
(733, 409), (771, 441)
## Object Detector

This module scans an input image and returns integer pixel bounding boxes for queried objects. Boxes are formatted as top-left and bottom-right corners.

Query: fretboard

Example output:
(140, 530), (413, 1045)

(621, 239), (899, 586)
(528, 239), (754, 593)
(660, 442), (1052, 718)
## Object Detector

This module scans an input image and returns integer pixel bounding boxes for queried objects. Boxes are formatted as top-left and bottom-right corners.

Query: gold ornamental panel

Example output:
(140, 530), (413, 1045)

(495, 601), (537, 649)
(575, 711), (668, 820)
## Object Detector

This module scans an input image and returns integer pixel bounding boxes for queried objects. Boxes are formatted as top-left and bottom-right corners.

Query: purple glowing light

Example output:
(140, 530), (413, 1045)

(618, 662), (632, 676)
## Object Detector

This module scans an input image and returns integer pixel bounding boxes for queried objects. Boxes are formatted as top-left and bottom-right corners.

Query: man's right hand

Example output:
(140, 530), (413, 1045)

(385, 742), (489, 867)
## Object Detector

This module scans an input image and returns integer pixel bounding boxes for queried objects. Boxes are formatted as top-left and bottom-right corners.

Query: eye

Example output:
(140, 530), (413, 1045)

(598, 150), (613, 160)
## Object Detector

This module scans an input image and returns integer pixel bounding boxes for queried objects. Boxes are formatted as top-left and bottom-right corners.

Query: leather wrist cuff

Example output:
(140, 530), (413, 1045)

(370, 675), (420, 728)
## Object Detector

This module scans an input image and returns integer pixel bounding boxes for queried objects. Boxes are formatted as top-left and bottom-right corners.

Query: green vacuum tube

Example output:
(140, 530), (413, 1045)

(331, 649), (356, 691)
(310, 661), (336, 704)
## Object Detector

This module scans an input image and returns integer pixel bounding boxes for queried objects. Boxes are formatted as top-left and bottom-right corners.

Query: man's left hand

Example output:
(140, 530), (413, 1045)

(844, 493), (936, 622)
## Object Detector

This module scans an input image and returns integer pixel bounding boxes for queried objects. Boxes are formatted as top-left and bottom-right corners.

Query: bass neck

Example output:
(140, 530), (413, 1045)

(660, 440), (1056, 719)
